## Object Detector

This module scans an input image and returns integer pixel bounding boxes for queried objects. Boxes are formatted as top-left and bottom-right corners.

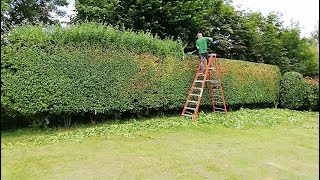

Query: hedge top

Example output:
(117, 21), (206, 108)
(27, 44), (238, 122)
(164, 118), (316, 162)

(3, 22), (185, 58)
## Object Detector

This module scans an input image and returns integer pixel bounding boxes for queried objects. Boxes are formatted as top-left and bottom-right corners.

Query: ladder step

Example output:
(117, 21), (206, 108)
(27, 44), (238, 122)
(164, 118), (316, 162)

(206, 80), (218, 83)
(185, 107), (196, 111)
(214, 102), (224, 104)
(195, 80), (204, 83)
(190, 94), (200, 96)
(182, 114), (194, 117)
(214, 107), (225, 110)
(205, 67), (216, 71)
(192, 87), (202, 90)
(214, 111), (226, 113)
(188, 100), (198, 103)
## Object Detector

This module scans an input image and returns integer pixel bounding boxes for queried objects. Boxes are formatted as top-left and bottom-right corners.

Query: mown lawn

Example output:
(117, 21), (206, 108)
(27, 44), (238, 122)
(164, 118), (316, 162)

(1, 108), (319, 179)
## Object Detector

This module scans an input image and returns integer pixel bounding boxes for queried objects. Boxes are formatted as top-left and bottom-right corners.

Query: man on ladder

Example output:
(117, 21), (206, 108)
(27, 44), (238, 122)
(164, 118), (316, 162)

(190, 33), (213, 74)
(182, 33), (227, 122)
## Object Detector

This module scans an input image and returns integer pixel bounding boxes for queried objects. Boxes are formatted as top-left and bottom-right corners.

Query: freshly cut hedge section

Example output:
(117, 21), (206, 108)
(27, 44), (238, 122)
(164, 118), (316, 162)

(211, 59), (281, 106)
(1, 23), (281, 126)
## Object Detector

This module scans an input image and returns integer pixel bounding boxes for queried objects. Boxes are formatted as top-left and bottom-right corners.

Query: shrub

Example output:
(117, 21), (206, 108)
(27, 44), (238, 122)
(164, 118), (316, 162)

(1, 23), (281, 128)
(303, 77), (319, 111)
(280, 72), (308, 109)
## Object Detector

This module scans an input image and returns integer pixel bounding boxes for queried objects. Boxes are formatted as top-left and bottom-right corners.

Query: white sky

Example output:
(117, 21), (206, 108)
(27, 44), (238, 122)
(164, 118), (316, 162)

(56, 0), (76, 23)
(60, 0), (319, 38)
(232, 0), (319, 37)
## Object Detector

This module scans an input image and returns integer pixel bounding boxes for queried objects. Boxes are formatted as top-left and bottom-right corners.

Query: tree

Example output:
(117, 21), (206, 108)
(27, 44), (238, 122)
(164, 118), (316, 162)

(74, 0), (223, 50)
(72, 0), (317, 75)
(301, 39), (319, 77)
(1, 0), (10, 33)
(280, 24), (319, 77)
(1, 0), (68, 35)
(311, 21), (319, 48)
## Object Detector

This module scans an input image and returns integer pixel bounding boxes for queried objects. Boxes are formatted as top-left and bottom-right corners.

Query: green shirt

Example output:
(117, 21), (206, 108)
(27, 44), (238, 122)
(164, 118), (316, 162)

(196, 37), (209, 55)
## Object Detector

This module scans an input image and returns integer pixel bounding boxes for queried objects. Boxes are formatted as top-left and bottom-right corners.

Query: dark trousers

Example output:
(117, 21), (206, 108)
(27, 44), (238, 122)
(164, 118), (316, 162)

(199, 52), (209, 72)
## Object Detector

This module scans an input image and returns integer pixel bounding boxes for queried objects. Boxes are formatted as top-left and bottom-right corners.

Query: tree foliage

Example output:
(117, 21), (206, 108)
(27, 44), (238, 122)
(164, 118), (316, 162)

(74, 0), (214, 50)
(1, 0), (68, 34)
(311, 21), (319, 47)
(73, 0), (319, 77)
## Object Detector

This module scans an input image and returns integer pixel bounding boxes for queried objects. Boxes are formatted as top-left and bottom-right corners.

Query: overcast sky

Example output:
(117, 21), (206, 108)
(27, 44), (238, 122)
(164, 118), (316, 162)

(60, 0), (319, 38)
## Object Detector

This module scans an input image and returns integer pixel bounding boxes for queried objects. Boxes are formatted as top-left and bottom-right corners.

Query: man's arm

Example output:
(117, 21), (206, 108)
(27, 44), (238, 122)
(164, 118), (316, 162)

(196, 40), (200, 50)
(192, 41), (199, 54)
(191, 49), (198, 54)
(205, 37), (213, 42)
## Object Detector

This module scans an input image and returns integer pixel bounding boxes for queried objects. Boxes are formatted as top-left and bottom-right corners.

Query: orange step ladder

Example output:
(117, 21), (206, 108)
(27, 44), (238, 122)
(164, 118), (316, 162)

(181, 53), (227, 122)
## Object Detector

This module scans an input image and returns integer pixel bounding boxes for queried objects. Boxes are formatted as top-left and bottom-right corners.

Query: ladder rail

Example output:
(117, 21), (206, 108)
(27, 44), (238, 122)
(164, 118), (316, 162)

(209, 79), (215, 112)
(213, 56), (228, 116)
(207, 63), (215, 112)
(192, 55), (213, 122)
(181, 68), (202, 117)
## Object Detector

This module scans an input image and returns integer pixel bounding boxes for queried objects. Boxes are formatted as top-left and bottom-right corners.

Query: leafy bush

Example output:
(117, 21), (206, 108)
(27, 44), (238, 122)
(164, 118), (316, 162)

(280, 72), (308, 109)
(303, 77), (319, 111)
(1, 23), (281, 128)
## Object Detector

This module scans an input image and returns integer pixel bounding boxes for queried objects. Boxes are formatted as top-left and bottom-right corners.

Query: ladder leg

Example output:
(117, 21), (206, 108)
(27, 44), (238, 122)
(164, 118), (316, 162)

(213, 56), (228, 116)
(192, 56), (213, 122)
(181, 66), (201, 117)
(209, 59), (216, 112)
(209, 80), (215, 112)
(207, 69), (215, 112)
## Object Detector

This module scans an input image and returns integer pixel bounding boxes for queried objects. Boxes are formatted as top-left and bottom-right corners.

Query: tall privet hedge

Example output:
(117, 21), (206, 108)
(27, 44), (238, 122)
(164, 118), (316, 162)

(1, 23), (281, 127)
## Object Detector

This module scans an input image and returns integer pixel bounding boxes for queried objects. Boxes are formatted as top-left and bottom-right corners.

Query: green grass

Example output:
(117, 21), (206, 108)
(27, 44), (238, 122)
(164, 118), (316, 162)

(1, 108), (319, 179)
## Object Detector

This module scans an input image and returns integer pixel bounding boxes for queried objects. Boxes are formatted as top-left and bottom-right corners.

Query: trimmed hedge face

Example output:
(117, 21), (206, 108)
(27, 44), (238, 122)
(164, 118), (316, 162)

(215, 59), (281, 106)
(1, 24), (281, 124)
(280, 72), (307, 109)
(1, 44), (191, 117)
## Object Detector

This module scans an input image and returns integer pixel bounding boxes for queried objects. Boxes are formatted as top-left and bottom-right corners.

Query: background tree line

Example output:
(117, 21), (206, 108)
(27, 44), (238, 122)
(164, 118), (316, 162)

(1, 0), (319, 77)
